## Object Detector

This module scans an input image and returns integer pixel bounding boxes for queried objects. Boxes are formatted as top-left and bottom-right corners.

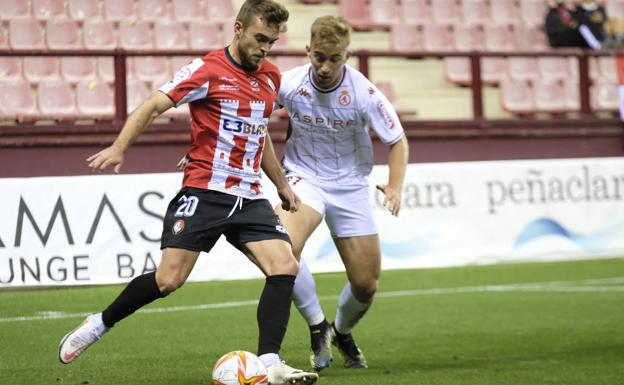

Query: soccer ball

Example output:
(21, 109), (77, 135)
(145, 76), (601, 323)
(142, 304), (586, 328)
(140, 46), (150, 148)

(212, 350), (269, 385)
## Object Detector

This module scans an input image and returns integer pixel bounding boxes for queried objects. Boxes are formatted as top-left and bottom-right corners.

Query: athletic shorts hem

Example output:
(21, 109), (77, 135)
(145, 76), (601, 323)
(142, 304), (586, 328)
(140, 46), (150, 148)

(331, 230), (379, 239)
(160, 242), (205, 252)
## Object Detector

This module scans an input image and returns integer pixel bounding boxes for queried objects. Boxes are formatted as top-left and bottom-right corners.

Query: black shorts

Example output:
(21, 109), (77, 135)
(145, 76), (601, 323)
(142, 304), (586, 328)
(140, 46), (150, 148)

(160, 187), (290, 253)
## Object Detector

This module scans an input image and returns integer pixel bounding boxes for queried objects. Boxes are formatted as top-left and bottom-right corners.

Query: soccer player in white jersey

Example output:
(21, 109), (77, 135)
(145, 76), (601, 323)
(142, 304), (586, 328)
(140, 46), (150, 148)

(276, 16), (408, 371)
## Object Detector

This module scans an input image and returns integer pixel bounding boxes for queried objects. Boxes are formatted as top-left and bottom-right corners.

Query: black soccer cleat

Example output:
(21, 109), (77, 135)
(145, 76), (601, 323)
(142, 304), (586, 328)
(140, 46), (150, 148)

(309, 319), (333, 371)
(330, 322), (368, 369)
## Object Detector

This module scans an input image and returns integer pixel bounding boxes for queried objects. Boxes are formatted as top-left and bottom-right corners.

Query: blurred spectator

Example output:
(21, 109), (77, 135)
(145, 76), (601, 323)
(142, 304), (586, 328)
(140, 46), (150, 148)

(574, 0), (608, 47)
(544, 1), (586, 48)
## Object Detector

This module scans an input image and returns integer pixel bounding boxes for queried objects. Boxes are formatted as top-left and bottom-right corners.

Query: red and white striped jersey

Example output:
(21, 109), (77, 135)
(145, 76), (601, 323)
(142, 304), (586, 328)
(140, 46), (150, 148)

(160, 48), (280, 199)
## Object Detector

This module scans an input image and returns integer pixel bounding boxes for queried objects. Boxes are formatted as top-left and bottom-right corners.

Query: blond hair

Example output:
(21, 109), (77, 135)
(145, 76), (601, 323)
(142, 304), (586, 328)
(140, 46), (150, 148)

(236, 0), (289, 31)
(310, 16), (352, 46)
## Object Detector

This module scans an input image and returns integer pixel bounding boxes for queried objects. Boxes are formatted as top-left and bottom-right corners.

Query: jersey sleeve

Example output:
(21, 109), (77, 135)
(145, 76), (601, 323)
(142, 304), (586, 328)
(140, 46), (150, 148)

(363, 82), (404, 145)
(159, 58), (210, 107)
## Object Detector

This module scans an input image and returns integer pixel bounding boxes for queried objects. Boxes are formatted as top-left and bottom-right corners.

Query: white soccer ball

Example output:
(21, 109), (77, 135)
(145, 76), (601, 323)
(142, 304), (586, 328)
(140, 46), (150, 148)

(212, 350), (269, 385)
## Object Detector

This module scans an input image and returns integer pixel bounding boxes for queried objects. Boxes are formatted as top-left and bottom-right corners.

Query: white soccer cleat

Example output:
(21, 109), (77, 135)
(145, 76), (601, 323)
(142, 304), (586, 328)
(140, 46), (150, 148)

(267, 362), (319, 385)
(58, 313), (108, 364)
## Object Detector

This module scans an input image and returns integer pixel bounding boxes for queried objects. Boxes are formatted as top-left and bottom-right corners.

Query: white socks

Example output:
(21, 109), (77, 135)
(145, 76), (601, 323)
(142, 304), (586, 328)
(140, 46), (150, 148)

(293, 258), (326, 326)
(334, 283), (371, 335)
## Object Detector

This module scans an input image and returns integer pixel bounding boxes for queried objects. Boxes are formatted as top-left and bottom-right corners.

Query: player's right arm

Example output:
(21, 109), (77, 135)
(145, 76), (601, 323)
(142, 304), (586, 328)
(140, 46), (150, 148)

(87, 91), (174, 173)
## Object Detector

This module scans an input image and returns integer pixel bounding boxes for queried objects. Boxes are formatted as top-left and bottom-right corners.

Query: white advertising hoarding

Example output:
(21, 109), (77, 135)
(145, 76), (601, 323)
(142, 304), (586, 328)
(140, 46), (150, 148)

(0, 157), (623, 288)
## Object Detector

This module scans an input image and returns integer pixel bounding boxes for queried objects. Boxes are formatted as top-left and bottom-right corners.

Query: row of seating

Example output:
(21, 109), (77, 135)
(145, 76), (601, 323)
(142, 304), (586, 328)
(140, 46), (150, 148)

(2, 18), (235, 51)
(339, 0), (624, 30)
(1, 0), (235, 22)
(500, 77), (619, 114)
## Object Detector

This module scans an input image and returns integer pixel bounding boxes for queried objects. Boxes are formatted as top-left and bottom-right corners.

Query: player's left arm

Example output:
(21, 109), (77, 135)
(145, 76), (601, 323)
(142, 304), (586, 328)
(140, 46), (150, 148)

(261, 133), (301, 213)
(376, 135), (408, 216)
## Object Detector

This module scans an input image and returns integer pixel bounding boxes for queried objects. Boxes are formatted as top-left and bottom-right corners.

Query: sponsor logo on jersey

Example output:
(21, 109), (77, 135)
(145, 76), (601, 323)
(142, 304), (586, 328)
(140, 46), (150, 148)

(291, 111), (355, 129)
(249, 76), (260, 92)
(219, 76), (238, 83)
(297, 88), (310, 97)
(222, 118), (267, 135)
(339, 90), (351, 106)
(172, 219), (185, 235)
(377, 101), (395, 129)
(219, 84), (240, 91)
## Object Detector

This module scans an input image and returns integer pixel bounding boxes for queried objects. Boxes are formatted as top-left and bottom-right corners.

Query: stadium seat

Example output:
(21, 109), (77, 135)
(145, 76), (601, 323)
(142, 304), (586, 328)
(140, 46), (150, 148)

(126, 79), (151, 113)
(514, 25), (549, 51)
(507, 57), (539, 81)
(9, 19), (46, 50)
(533, 78), (568, 112)
(61, 57), (96, 83)
(273, 56), (308, 71)
(104, 0), (137, 21)
(338, 0), (374, 31)
(23, 57), (60, 83)
(462, 0), (489, 25)
(520, 0), (548, 28)
(138, 0), (170, 21)
(423, 23), (454, 51)
(172, 0), (204, 22)
(38, 80), (78, 119)
(46, 19), (83, 50)
(76, 80), (115, 119)
(170, 56), (196, 73)
(155, 21), (189, 50)
(83, 19), (116, 50)
(500, 77), (535, 114)
(205, 0), (236, 22)
(482, 58), (507, 84)
(118, 20), (154, 50)
(597, 56), (617, 81)
(452, 24), (484, 51)
(189, 22), (222, 51)
(431, 0), (461, 24)
(134, 56), (170, 82)
(564, 80), (580, 111)
(33, 0), (66, 20)
(443, 57), (471, 85)
(390, 23), (424, 53)
(484, 24), (516, 51)
(1, 0), (31, 20)
(537, 57), (569, 80)
(369, 0), (401, 29)
(0, 23), (8, 49)
(591, 79), (619, 111)
(489, 0), (517, 24)
(68, 0), (100, 21)
(0, 57), (22, 80)
(98, 57), (135, 83)
(0, 80), (39, 121)
(401, 0), (430, 24)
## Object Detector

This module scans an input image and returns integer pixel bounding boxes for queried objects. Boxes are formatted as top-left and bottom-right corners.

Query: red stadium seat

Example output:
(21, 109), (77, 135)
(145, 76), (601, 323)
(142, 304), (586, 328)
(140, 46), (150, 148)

(38, 80), (78, 119)
(489, 0), (518, 24)
(515, 25), (549, 51)
(390, 23), (424, 53)
(443, 58), (471, 85)
(23, 57), (60, 83)
(33, 0), (66, 20)
(61, 57), (96, 83)
(155, 21), (189, 50)
(533, 78), (568, 112)
(369, 0), (401, 29)
(97, 57), (135, 83)
(338, 0), (374, 31)
(118, 20), (154, 50)
(520, 0), (548, 28)
(537, 57), (569, 80)
(189, 22), (222, 51)
(76, 80), (115, 119)
(462, 0), (489, 25)
(68, 0), (100, 21)
(484, 24), (516, 51)
(104, 0), (137, 21)
(591, 79), (619, 111)
(565, 80), (580, 111)
(138, 0), (170, 21)
(500, 77), (536, 114)
(126, 79), (151, 113)
(482, 58), (507, 84)
(9, 19), (46, 50)
(507, 57), (539, 81)
(1, 0), (31, 20)
(205, 0), (236, 22)
(46, 19), (83, 50)
(452, 24), (484, 51)
(401, 0), (430, 24)
(431, 0), (461, 24)
(0, 57), (22, 80)
(83, 19), (117, 50)
(135, 56), (170, 82)
(423, 23), (454, 51)
(597, 56), (617, 82)
(0, 80), (39, 121)
(172, 0), (204, 22)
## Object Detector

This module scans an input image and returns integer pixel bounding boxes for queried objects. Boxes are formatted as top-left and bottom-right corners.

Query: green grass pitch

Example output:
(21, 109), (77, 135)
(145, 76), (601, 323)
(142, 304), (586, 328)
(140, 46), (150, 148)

(1, 258), (623, 385)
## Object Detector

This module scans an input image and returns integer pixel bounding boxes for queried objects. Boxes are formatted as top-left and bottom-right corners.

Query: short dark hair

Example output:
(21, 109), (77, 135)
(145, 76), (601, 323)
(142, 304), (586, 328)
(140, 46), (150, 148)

(236, 0), (289, 31)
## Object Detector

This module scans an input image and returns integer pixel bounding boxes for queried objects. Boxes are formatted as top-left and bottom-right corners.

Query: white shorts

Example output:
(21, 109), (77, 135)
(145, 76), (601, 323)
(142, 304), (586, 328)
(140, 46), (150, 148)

(287, 174), (377, 238)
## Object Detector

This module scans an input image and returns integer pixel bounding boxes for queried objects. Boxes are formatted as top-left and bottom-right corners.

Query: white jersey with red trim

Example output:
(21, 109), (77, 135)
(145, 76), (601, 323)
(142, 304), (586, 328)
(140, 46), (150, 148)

(160, 48), (280, 199)
(277, 63), (404, 186)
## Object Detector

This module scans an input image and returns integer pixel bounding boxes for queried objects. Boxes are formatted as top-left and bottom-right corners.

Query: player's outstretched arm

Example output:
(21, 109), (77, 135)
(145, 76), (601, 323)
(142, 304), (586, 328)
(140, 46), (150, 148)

(376, 135), (408, 216)
(261, 133), (300, 212)
(87, 92), (174, 173)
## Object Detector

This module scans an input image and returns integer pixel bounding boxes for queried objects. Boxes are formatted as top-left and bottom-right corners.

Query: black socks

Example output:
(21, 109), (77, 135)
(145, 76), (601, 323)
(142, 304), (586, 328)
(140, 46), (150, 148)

(257, 274), (296, 355)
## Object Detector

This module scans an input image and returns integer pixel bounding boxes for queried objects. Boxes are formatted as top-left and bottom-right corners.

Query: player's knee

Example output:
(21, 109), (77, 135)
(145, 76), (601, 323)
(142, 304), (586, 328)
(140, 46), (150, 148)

(352, 278), (378, 301)
(156, 274), (185, 295)
(271, 254), (299, 276)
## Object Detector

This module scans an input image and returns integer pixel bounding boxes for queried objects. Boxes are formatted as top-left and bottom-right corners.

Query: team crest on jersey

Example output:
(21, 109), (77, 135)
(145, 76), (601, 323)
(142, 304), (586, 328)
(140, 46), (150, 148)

(339, 90), (351, 106)
(249, 76), (260, 92)
(172, 219), (185, 235)
(266, 76), (276, 93)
